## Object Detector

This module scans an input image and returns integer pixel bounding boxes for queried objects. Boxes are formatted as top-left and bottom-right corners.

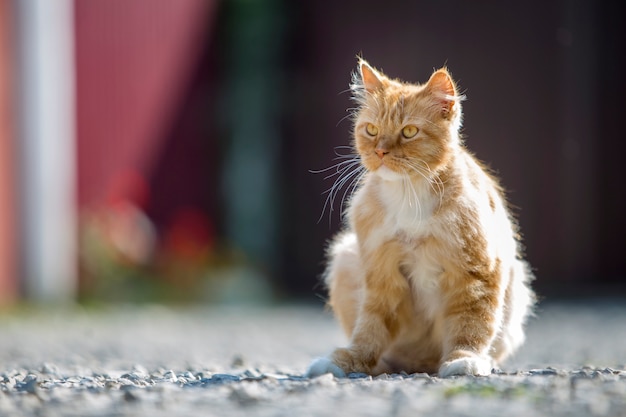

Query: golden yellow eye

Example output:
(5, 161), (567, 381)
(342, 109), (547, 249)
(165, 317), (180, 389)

(402, 125), (419, 139)
(365, 123), (378, 136)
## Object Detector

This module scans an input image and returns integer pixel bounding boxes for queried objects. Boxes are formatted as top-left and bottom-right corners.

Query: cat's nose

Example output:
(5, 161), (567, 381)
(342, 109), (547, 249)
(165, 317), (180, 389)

(375, 148), (389, 159)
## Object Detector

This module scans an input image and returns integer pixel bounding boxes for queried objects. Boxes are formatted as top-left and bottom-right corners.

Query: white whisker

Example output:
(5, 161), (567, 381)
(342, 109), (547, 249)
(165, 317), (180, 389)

(336, 112), (354, 127)
(310, 159), (361, 179)
(339, 167), (366, 217)
(312, 151), (365, 225)
(404, 160), (445, 211)
(401, 174), (422, 225)
(337, 87), (352, 96)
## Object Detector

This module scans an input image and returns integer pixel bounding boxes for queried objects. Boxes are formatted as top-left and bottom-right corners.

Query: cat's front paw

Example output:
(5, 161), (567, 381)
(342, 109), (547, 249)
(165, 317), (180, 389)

(438, 356), (492, 377)
(306, 357), (347, 378)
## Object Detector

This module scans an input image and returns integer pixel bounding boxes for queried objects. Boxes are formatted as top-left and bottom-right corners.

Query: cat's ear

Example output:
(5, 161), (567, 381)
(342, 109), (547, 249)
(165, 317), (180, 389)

(359, 61), (384, 93)
(426, 68), (459, 116)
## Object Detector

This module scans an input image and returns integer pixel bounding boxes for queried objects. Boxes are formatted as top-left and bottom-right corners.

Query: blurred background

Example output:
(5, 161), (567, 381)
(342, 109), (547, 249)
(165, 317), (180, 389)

(0, 0), (624, 306)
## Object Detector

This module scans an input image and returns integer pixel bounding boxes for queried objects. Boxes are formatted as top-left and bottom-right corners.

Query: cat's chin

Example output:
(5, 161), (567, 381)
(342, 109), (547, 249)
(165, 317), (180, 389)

(374, 165), (405, 181)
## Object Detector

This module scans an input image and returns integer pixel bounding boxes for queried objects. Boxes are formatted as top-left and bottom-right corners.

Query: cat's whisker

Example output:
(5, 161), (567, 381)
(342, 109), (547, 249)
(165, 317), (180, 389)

(401, 176), (412, 210)
(325, 160), (362, 180)
(337, 87), (353, 96)
(324, 164), (360, 182)
(331, 167), (363, 221)
(411, 178), (422, 223)
(310, 158), (361, 178)
(334, 145), (355, 152)
(331, 166), (362, 200)
(317, 170), (351, 222)
(325, 170), (352, 207)
(404, 162), (431, 184)
(404, 165), (439, 211)
(401, 177), (412, 220)
(333, 153), (359, 161)
(401, 171), (422, 225)
(339, 166), (366, 217)
(415, 160), (446, 210)
(404, 161), (446, 211)
(333, 146), (359, 159)
(336, 112), (355, 127)
(412, 161), (439, 190)
(401, 176), (411, 209)
(316, 157), (364, 224)
(313, 146), (365, 222)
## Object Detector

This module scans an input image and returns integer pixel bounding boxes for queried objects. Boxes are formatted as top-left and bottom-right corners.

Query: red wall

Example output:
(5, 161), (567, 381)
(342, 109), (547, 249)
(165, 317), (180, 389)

(74, 0), (215, 210)
(0, 0), (17, 304)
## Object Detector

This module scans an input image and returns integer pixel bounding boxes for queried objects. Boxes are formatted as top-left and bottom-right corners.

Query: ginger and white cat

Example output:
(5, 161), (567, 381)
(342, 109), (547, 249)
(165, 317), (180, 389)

(307, 59), (534, 378)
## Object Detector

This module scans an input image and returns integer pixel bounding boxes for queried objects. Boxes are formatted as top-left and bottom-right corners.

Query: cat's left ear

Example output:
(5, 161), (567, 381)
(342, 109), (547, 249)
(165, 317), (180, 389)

(426, 68), (459, 117)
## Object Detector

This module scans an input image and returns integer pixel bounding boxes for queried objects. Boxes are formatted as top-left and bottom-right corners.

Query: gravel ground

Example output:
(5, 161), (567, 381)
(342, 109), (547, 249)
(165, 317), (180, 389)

(0, 300), (625, 416)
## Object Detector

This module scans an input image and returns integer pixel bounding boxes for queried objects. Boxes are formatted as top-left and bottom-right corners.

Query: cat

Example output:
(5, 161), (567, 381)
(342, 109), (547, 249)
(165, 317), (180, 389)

(307, 59), (534, 378)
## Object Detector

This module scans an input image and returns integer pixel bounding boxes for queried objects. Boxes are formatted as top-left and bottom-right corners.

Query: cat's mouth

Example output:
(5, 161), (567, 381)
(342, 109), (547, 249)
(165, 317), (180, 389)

(374, 164), (405, 181)
(363, 153), (407, 180)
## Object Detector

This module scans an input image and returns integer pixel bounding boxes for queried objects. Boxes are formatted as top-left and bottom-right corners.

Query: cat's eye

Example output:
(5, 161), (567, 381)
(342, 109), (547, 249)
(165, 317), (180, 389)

(402, 125), (419, 139)
(365, 123), (378, 136)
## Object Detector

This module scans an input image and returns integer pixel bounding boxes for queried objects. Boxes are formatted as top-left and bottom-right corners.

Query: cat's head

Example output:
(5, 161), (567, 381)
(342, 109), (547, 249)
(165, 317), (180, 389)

(351, 59), (464, 181)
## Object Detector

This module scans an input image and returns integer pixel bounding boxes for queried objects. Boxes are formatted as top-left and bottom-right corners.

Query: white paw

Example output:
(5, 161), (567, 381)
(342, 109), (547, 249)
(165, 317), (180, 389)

(306, 357), (347, 378)
(438, 356), (492, 377)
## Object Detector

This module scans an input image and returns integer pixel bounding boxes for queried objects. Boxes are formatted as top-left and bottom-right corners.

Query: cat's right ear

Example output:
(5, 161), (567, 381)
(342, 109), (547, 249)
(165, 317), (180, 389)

(359, 61), (384, 93)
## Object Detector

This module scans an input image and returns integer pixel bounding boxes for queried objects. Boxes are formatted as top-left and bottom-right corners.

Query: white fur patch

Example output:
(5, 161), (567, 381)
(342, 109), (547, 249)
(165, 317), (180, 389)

(376, 175), (438, 235)
(406, 249), (443, 320)
(306, 357), (346, 378)
(374, 165), (404, 181)
(438, 357), (492, 377)
(330, 232), (358, 256)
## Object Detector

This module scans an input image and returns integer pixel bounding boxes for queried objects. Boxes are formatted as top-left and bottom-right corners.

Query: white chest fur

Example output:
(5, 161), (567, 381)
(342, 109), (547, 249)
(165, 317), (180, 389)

(376, 175), (438, 236)
(373, 176), (444, 319)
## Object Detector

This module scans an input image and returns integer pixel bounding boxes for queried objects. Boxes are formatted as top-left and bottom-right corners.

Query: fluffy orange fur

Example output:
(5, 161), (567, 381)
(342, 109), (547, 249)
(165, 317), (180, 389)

(308, 59), (534, 378)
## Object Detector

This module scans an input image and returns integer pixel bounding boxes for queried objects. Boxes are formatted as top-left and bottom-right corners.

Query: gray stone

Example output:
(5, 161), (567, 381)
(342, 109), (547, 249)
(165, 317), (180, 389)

(0, 302), (624, 416)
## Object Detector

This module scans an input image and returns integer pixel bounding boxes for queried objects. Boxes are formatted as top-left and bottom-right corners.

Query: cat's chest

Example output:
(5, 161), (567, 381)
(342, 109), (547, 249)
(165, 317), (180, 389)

(377, 179), (438, 237)
(355, 178), (445, 318)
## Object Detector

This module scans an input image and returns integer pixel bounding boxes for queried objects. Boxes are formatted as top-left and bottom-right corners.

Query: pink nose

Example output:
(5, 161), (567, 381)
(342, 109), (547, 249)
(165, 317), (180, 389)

(375, 148), (389, 159)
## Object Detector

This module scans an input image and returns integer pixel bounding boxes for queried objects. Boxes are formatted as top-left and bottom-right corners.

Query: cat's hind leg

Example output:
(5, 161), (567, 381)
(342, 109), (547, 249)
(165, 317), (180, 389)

(307, 232), (363, 378)
(491, 260), (535, 364)
(324, 232), (364, 338)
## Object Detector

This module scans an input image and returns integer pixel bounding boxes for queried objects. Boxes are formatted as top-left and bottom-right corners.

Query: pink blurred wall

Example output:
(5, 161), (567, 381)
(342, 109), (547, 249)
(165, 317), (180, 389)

(0, 0), (17, 303)
(75, 0), (215, 210)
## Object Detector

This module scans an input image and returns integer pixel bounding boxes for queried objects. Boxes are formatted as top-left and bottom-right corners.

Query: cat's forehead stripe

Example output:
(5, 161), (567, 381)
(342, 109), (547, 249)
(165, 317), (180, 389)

(367, 89), (430, 126)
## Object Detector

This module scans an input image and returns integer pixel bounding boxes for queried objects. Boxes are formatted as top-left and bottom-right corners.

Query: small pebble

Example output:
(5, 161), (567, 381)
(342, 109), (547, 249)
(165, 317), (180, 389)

(311, 373), (336, 386)
(163, 370), (177, 382)
(231, 354), (246, 368)
(529, 368), (558, 376)
(123, 389), (139, 403)
(410, 373), (431, 380)
(41, 363), (58, 375)
(200, 374), (241, 386)
(16, 378), (38, 394)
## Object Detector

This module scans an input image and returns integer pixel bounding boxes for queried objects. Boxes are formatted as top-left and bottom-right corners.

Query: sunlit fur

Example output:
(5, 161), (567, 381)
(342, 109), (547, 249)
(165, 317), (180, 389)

(308, 59), (534, 378)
